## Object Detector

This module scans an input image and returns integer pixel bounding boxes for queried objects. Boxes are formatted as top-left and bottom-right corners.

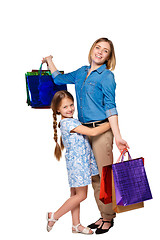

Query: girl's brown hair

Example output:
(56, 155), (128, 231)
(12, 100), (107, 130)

(51, 90), (74, 161)
(88, 37), (116, 71)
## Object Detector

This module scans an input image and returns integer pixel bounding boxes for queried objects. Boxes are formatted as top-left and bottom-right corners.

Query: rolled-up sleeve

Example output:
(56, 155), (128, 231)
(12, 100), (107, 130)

(106, 108), (118, 118)
(52, 70), (61, 79)
(101, 72), (118, 118)
(52, 69), (79, 85)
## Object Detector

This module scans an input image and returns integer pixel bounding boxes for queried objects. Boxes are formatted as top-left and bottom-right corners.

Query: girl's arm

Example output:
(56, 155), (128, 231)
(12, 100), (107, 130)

(71, 122), (111, 136)
(108, 115), (129, 151)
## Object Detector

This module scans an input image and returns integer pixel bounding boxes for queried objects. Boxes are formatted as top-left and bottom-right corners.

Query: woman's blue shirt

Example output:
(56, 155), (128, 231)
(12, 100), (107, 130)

(52, 64), (118, 123)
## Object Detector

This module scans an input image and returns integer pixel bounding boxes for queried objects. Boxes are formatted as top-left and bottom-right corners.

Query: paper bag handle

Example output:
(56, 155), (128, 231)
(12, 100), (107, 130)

(116, 148), (132, 163)
(39, 63), (50, 76)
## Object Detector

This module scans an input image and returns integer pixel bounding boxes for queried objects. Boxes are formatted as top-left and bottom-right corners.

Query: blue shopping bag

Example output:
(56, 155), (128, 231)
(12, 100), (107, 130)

(25, 63), (67, 108)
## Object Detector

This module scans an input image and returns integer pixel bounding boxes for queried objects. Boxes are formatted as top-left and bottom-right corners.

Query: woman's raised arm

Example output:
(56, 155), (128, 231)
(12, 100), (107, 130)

(42, 55), (57, 74)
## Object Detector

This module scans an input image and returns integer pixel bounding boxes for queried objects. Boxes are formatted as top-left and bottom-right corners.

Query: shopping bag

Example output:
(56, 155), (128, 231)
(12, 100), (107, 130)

(100, 163), (144, 213)
(25, 63), (67, 108)
(99, 151), (135, 204)
(99, 164), (112, 204)
(112, 170), (144, 213)
(112, 149), (152, 206)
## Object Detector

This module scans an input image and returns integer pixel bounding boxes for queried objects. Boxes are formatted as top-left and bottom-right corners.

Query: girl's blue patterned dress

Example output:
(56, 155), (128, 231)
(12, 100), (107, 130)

(60, 118), (99, 188)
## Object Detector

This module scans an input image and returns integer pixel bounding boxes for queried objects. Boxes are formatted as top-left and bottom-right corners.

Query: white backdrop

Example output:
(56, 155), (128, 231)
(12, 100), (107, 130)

(1, 0), (160, 239)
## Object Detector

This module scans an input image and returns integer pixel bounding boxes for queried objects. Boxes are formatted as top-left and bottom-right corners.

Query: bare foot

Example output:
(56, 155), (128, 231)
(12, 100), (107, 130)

(94, 218), (103, 226)
(97, 220), (111, 230)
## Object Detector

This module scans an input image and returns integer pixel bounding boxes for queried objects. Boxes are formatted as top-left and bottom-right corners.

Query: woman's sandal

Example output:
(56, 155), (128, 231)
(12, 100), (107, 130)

(87, 217), (103, 229)
(72, 223), (93, 234)
(95, 219), (114, 235)
(46, 212), (58, 232)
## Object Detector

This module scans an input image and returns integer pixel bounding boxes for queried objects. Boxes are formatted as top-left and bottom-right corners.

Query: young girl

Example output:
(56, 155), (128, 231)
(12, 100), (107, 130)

(46, 90), (111, 234)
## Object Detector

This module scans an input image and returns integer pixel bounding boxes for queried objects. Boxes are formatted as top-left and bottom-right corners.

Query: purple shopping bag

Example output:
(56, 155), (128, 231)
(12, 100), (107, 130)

(112, 149), (152, 206)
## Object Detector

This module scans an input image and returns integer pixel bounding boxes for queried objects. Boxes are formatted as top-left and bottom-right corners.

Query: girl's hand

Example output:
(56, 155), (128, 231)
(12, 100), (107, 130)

(42, 55), (53, 64)
(115, 137), (129, 152)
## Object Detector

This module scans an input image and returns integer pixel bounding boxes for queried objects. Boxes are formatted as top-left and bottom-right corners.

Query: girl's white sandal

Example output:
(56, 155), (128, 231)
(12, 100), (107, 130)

(46, 212), (58, 232)
(72, 223), (93, 234)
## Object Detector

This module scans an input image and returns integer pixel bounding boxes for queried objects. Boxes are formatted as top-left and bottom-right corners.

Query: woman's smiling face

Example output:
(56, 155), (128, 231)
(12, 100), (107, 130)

(91, 41), (111, 67)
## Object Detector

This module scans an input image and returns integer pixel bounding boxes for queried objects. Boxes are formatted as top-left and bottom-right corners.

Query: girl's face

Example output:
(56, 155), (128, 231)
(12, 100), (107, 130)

(58, 97), (75, 119)
(91, 41), (111, 67)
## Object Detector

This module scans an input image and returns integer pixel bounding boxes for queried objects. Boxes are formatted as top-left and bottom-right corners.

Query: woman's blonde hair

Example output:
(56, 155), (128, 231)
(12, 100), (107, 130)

(88, 37), (116, 71)
(51, 90), (74, 161)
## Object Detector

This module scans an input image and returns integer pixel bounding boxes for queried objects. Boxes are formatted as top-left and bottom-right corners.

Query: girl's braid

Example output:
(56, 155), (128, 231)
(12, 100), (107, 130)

(53, 111), (62, 161)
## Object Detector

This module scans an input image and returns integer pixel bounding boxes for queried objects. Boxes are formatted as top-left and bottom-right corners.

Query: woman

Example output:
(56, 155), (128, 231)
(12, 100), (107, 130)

(43, 37), (129, 234)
